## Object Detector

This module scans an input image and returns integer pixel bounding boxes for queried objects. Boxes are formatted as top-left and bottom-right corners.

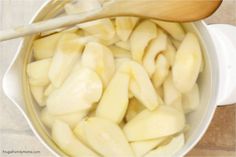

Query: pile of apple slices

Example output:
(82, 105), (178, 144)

(27, 7), (203, 157)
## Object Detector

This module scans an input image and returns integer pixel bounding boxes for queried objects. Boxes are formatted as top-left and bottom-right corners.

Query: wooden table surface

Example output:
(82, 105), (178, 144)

(0, 0), (235, 157)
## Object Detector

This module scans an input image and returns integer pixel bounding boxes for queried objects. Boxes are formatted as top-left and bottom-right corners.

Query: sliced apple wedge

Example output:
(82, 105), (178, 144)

(172, 33), (202, 93)
(27, 58), (51, 86)
(131, 137), (166, 157)
(152, 20), (185, 41)
(171, 38), (181, 49)
(163, 40), (176, 66)
(48, 33), (84, 87)
(96, 72), (130, 123)
(44, 84), (56, 96)
(183, 84), (200, 113)
(115, 40), (131, 50)
(122, 61), (162, 110)
(123, 105), (185, 141)
(143, 30), (168, 76)
(125, 98), (145, 122)
(83, 117), (135, 157)
(115, 17), (139, 41)
(130, 20), (157, 62)
(163, 75), (181, 106)
(81, 42), (115, 87)
(78, 18), (115, 40)
(152, 54), (170, 88)
(40, 108), (87, 129)
(30, 86), (46, 107)
(33, 33), (62, 60)
(144, 134), (185, 157)
(47, 67), (103, 115)
(52, 120), (99, 157)
(109, 45), (131, 58)
(74, 119), (89, 146)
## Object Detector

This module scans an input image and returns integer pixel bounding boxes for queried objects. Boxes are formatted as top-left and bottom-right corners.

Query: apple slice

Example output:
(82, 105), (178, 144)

(172, 33), (202, 93)
(171, 38), (181, 49)
(115, 17), (139, 41)
(131, 137), (166, 157)
(83, 117), (135, 157)
(130, 20), (157, 62)
(125, 98), (145, 122)
(143, 29), (168, 76)
(163, 75), (181, 106)
(122, 61), (162, 110)
(30, 86), (46, 107)
(156, 86), (164, 100)
(27, 58), (51, 86)
(40, 108), (87, 129)
(52, 120), (99, 157)
(44, 84), (56, 96)
(152, 20), (185, 41)
(163, 40), (176, 66)
(152, 54), (170, 88)
(74, 119), (89, 146)
(33, 33), (62, 60)
(96, 72), (130, 123)
(47, 67), (103, 115)
(115, 41), (131, 50)
(144, 134), (185, 157)
(64, 0), (101, 15)
(109, 45), (131, 58)
(81, 42), (115, 87)
(183, 84), (200, 113)
(78, 18), (115, 40)
(48, 33), (84, 87)
(123, 105), (185, 141)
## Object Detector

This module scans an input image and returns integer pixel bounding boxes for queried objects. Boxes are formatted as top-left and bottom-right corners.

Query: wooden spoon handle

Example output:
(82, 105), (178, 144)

(0, 11), (101, 42)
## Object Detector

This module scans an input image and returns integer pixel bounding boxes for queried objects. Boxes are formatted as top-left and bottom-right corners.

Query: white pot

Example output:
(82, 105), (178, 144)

(2, 0), (236, 156)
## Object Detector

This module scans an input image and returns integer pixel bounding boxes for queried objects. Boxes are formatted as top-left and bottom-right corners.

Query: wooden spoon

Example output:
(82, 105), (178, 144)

(0, 0), (222, 41)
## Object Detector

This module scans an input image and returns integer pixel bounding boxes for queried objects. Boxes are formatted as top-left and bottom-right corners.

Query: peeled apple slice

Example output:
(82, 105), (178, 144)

(121, 61), (162, 110)
(183, 84), (200, 113)
(130, 20), (157, 62)
(163, 40), (176, 66)
(40, 108), (87, 129)
(125, 98), (145, 122)
(115, 41), (131, 50)
(83, 117), (135, 157)
(144, 134), (185, 157)
(123, 105), (185, 141)
(152, 54), (170, 88)
(109, 46), (131, 58)
(143, 30), (168, 76)
(48, 33), (84, 87)
(131, 137), (166, 157)
(33, 33), (62, 60)
(27, 58), (51, 86)
(44, 84), (56, 96)
(64, 0), (101, 15)
(172, 33), (202, 93)
(30, 86), (45, 107)
(96, 72), (130, 123)
(78, 18), (115, 40)
(152, 20), (185, 41)
(163, 75), (181, 106)
(115, 17), (139, 41)
(81, 42), (115, 87)
(74, 119), (90, 146)
(47, 67), (103, 115)
(171, 38), (181, 49)
(52, 120), (99, 157)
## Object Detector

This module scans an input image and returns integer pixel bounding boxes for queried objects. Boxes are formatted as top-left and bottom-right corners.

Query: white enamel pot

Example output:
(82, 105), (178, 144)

(2, 0), (236, 157)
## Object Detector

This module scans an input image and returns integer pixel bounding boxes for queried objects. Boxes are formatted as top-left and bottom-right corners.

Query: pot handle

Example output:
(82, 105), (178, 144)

(207, 24), (236, 106)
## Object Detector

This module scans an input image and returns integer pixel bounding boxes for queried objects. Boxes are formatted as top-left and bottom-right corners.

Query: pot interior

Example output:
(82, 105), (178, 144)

(18, 0), (218, 156)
